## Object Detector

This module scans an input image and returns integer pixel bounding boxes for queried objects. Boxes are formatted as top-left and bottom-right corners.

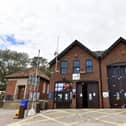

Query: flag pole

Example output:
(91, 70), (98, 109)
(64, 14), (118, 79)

(28, 49), (40, 116)
(55, 36), (59, 72)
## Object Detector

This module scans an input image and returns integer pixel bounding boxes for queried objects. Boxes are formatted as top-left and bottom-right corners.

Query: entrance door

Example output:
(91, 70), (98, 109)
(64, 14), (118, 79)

(55, 82), (72, 108)
(87, 83), (99, 108)
(55, 91), (71, 108)
(17, 85), (25, 99)
(108, 65), (126, 108)
(76, 82), (99, 108)
(76, 84), (83, 108)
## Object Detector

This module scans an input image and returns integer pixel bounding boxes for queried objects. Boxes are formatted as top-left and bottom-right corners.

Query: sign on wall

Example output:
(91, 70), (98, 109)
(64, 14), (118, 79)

(48, 92), (54, 100)
(72, 73), (80, 80)
(103, 91), (109, 98)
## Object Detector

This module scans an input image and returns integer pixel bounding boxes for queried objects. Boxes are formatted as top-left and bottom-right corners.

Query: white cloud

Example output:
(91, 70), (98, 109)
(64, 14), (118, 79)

(0, 0), (126, 61)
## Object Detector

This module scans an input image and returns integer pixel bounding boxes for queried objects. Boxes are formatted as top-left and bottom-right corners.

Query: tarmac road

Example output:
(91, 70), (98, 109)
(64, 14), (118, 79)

(6, 109), (126, 126)
(0, 109), (18, 126)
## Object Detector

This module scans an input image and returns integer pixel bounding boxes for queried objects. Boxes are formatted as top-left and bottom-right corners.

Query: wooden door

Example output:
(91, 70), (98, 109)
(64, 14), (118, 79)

(120, 66), (126, 107)
(87, 82), (99, 108)
(108, 66), (126, 108)
(76, 82), (99, 108)
(55, 91), (71, 108)
(17, 86), (25, 99)
(76, 84), (83, 108)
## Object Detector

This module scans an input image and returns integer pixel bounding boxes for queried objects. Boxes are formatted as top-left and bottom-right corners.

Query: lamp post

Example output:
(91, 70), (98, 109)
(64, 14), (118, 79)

(28, 50), (40, 116)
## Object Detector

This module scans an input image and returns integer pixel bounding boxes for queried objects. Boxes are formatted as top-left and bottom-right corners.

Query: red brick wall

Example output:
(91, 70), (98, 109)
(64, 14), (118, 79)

(101, 43), (126, 107)
(6, 78), (49, 100)
(26, 79), (49, 100)
(48, 45), (101, 108)
(6, 80), (16, 96)
(39, 79), (49, 100)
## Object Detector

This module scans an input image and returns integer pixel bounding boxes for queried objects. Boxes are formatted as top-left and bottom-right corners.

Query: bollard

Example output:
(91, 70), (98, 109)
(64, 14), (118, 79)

(18, 106), (25, 119)
(36, 102), (40, 113)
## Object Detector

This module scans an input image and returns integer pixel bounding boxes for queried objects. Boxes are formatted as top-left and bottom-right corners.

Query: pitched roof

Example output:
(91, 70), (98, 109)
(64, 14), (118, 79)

(102, 37), (126, 58)
(49, 40), (98, 66)
(6, 67), (49, 81)
(49, 37), (126, 66)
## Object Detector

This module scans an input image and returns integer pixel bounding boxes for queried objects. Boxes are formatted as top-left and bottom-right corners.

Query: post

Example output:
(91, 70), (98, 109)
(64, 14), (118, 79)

(28, 50), (40, 116)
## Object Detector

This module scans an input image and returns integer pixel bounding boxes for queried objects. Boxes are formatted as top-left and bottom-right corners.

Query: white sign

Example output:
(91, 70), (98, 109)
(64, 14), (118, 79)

(72, 89), (76, 93)
(72, 73), (80, 80)
(103, 92), (109, 98)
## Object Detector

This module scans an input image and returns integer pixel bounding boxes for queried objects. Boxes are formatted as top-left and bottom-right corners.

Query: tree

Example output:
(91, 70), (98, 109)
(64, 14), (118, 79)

(30, 56), (50, 77)
(0, 49), (30, 90)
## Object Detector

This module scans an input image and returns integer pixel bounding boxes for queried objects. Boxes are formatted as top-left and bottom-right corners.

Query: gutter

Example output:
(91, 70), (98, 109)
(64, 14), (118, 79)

(98, 57), (104, 108)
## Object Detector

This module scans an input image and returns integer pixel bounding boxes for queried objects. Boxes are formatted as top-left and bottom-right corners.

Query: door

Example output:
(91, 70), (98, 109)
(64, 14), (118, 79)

(76, 82), (99, 108)
(108, 65), (126, 108)
(55, 91), (72, 108)
(87, 82), (99, 108)
(55, 82), (72, 108)
(17, 86), (25, 99)
(76, 84), (83, 108)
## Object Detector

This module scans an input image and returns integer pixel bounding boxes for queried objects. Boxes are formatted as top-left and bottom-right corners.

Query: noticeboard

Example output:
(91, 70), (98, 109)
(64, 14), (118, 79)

(72, 73), (80, 80)
(103, 91), (109, 98)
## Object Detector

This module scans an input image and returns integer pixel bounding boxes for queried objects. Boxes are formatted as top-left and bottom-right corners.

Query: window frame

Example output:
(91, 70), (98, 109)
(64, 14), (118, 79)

(73, 60), (80, 73)
(85, 59), (93, 73)
(60, 60), (68, 74)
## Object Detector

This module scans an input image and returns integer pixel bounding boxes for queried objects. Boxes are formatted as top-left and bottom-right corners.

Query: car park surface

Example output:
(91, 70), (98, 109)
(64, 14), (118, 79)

(6, 109), (126, 126)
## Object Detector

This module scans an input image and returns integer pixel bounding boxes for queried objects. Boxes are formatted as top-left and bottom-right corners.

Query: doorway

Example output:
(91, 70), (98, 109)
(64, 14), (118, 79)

(76, 81), (99, 108)
(54, 82), (72, 108)
(107, 65), (126, 108)
(17, 85), (25, 99)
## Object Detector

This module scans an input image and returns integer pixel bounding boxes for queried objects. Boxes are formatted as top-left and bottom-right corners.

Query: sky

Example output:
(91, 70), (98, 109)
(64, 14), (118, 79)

(0, 0), (126, 61)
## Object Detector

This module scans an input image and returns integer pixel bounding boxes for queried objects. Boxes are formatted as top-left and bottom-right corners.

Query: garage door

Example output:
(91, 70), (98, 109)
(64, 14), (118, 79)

(76, 81), (99, 108)
(107, 65), (126, 108)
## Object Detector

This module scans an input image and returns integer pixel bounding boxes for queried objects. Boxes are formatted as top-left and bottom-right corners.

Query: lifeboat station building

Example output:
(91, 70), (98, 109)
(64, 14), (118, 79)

(48, 37), (126, 109)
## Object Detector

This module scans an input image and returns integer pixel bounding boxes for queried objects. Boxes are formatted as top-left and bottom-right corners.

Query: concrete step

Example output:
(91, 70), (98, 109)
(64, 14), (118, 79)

(3, 100), (20, 109)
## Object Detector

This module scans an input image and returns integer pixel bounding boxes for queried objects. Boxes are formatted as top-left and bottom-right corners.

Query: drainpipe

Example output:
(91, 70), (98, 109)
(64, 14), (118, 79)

(98, 57), (104, 108)
(14, 80), (17, 100)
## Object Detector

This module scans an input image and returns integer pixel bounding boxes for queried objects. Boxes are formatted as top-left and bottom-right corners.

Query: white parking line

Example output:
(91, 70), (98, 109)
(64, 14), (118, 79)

(8, 109), (126, 126)
(39, 114), (71, 126)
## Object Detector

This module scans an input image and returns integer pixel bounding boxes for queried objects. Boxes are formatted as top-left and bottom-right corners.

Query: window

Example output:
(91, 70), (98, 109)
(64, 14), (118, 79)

(43, 81), (46, 93)
(73, 60), (80, 73)
(55, 83), (64, 92)
(85, 59), (93, 73)
(54, 82), (72, 102)
(47, 84), (49, 94)
(112, 67), (119, 77)
(120, 66), (126, 76)
(61, 61), (68, 74)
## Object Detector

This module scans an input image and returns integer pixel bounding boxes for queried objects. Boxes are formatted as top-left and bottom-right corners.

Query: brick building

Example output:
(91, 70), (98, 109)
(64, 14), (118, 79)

(48, 37), (126, 108)
(6, 68), (49, 101)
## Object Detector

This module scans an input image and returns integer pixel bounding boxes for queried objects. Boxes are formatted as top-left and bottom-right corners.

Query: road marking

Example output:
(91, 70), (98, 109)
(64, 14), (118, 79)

(39, 113), (72, 126)
(8, 109), (126, 126)
(40, 114), (71, 126)
(97, 119), (119, 126)
(8, 114), (45, 126)
(94, 110), (126, 126)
